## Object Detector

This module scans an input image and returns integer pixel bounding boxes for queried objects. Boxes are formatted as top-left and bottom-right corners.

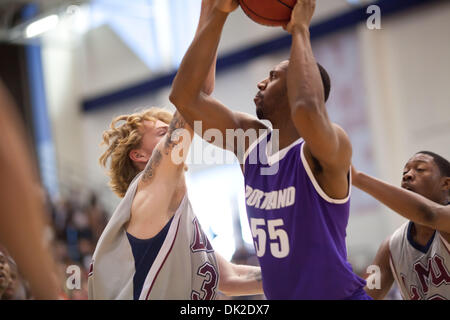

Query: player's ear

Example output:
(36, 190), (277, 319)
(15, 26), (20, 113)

(129, 149), (147, 163)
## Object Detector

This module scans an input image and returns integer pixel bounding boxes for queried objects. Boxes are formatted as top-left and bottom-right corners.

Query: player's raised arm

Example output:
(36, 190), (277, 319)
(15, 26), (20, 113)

(285, 0), (352, 171)
(169, 0), (267, 157)
(126, 111), (194, 239)
(137, 112), (192, 190)
(352, 167), (450, 234)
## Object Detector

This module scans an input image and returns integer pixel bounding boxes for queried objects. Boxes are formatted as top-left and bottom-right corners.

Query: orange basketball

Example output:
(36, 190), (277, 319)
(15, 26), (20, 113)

(239, 0), (296, 27)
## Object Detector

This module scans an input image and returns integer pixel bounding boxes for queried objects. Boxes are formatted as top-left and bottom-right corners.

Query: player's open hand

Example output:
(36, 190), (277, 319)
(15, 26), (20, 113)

(214, 0), (239, 13)
(285, 0), (316, 34)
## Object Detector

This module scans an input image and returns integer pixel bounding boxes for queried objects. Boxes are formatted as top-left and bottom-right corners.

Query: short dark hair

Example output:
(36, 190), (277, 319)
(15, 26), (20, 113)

(317, 63), (331, 103)
(416, 151), (450, 177)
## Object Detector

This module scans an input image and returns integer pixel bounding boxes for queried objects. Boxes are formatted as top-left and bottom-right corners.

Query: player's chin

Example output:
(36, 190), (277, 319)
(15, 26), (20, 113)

(256, 107), (265, 120)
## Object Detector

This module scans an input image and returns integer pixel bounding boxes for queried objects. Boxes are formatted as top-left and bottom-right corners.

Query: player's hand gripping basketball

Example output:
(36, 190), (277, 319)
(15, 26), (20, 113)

(214, 0), (239, 13)
(285, 0), (316, 34)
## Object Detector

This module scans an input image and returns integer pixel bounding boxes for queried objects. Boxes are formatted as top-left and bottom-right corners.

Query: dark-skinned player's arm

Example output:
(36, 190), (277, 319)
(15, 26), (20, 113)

(352, 167), (450, 234)
(285, 0), (352, 176)
(135, 2), (238, 214)
(135, 1), (220, 210)
(363, 237), (395, 300)
(169, 0), (267, 160)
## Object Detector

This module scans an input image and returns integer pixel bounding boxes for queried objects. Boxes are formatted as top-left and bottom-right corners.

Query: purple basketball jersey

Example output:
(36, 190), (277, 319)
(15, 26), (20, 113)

(243, 131), (368, 299)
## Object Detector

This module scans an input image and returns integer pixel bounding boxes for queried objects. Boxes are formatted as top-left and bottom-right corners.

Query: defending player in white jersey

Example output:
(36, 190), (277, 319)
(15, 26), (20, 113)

(88, 0), (263, 300)
(352, 151), (450, 300)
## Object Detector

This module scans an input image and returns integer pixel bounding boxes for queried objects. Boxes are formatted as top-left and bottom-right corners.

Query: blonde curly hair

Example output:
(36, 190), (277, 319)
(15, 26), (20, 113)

(99, 108), (173, 198)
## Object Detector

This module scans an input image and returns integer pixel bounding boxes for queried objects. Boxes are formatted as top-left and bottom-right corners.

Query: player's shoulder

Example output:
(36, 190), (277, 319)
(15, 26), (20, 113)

(389, 222), (409, 251)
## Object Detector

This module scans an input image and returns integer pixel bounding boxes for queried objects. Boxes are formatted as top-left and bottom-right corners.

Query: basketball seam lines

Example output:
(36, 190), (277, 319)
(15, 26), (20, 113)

(277, 0), (294, 10)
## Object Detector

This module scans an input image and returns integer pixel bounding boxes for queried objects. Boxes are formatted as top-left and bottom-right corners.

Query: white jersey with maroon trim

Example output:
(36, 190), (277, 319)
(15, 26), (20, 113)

(389, 222), (450, 300)
(88, 172), (219, 300)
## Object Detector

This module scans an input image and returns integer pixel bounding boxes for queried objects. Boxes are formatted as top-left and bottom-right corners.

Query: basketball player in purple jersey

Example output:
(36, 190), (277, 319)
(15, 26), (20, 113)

(169, 0), (370, 299)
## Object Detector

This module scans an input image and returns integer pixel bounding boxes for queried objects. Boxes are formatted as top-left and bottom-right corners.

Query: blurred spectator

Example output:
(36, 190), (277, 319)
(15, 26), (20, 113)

(43, 190), (109, 300)
(0, 245), (31, 300)
(2, 257), (30, 300)
(86, 193), (109, 244)
(0, 245), (12, 299)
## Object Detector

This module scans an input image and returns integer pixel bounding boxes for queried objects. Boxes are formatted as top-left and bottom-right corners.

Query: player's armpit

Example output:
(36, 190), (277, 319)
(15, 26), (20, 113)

(301, 126), (352, 200)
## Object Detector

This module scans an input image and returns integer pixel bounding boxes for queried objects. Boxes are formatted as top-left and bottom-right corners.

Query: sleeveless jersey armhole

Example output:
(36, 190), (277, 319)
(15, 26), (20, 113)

(439, 233), (450, 254)
(138, 195), (187, 299)
(299, 143), (351, 204)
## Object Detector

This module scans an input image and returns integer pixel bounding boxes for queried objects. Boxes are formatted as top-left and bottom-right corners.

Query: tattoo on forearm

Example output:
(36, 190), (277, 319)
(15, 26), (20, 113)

(142, 149), (162, 182)
(141, 113), (186, 183)
(164, 112), (186, 155)
(246, 268), (262, 282)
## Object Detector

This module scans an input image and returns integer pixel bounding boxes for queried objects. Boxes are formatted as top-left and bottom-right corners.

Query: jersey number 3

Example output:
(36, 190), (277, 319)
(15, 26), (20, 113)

(250, 218), (290, 258)
(191, 262), (217, 300)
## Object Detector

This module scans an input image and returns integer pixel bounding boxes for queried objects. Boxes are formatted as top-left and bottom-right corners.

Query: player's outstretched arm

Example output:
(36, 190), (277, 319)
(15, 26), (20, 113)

(216, 253), (263, 296)
(0, 82), (59, 299)
(169, 0), (267, 158)
(285, 0), (352, 173)
(364, 237), (395, 300)
(352, 167), (450, 234)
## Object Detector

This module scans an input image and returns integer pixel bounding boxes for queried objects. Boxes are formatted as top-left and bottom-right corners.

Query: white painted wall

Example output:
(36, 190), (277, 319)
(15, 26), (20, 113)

(79, 24), (152, 99)
(41, 33), (86, 199)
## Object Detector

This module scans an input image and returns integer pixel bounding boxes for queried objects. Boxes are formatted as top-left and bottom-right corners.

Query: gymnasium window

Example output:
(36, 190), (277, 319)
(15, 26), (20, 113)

(81, 0), (202, 72)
